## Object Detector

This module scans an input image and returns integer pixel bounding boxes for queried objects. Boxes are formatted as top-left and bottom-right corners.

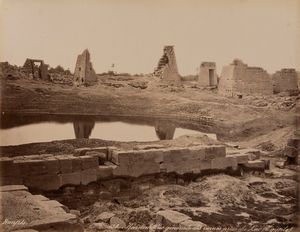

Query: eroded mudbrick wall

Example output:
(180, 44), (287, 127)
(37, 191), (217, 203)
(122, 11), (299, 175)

(218, 59), (273, 97)
(74, 49), (97, 86)
(154, 46), (181, 83)
(272, 69), (299, 94)
(198, 62), (218, 86)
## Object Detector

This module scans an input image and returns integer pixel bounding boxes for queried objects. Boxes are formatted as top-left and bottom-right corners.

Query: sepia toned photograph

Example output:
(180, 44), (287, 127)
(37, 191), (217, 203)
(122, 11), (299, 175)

(0, 0), (299, 231)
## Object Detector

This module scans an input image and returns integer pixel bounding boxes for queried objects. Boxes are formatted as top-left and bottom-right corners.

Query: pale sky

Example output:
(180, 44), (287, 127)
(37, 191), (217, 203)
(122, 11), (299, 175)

(0, 0), (299, 75)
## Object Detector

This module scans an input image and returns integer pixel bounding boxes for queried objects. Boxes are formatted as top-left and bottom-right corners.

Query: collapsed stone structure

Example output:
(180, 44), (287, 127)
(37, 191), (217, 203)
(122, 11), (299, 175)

(272, 68), (299, 94)
(1, 185), (79, 231)
(154, 46), (181, 83)
(23, 58), (50, 80)
(198, 62), (218, 86)
(0, 62), (25, 79)
(73, 49), (97, 86)
(218, 59), (273, 97)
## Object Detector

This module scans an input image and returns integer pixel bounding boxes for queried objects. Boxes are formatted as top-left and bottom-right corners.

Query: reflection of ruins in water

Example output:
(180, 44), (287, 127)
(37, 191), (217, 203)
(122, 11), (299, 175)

(73, 121), (95, 139)
(155, 122), (176, 140)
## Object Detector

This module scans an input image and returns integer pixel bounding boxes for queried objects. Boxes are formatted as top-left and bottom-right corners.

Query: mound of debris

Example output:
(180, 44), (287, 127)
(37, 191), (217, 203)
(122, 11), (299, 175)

(0, 62), (27, 80)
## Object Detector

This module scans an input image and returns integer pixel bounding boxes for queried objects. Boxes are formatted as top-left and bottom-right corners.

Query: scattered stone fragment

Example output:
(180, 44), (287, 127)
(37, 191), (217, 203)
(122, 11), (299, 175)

(91, 222), (111, 230)
(156, 210), (191, 226)
(275, 161), (285, 169)
(179, 219), (206, 230)
(95, 212), (115, 223)
(70, 209), (81, 217)
(109, 216), (126, 229)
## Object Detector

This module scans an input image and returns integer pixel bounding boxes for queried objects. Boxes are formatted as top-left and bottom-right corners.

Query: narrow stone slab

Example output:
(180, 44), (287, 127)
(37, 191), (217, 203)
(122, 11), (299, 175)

(0, 185), (28, 192)
(74, 147), (92, 156)
(34, 195), (49, 201)
(156, 210), (191, 226)
(90, 146), (108, 154)
(227, 154), (249, 164)
(242, 160), (266, 170)
(179, 219), (206, 230)
(1, 188), (80, 232)
(95, 212), (115, 223)
(134, 144), (165, 150)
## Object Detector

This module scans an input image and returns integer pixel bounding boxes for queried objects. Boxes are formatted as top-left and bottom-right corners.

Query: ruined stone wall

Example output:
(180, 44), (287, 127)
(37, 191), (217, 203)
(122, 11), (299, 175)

(198, 62), (218, 86)
(1, 146), (265, 190)
(217, 65), (235, 96)
(74, 49), (97, 86)
(218, 60), (273, 97)
(272, 69), (298, 94)
(154, 46), (181, 83)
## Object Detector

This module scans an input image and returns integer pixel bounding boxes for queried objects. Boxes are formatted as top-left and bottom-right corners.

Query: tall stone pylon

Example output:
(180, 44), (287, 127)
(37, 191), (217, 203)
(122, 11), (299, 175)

(73, 49), (97, 86)
(154, 46), (181, 83)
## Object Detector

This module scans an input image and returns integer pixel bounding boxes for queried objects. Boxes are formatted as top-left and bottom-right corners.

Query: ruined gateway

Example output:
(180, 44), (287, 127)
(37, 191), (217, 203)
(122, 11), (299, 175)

(73, 49), (97, 86)
(198, 62), (218, 86)
(23, 58), (50, 80)
(154, 46), (182, 83)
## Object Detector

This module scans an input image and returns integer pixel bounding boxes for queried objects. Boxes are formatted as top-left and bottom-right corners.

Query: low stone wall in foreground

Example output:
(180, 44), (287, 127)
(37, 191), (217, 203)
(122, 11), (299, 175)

(0, 146), (266, 191)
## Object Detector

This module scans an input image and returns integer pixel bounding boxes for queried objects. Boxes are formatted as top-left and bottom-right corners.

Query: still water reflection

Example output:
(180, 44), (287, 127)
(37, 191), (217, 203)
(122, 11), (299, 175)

(0, 118), (217, 146)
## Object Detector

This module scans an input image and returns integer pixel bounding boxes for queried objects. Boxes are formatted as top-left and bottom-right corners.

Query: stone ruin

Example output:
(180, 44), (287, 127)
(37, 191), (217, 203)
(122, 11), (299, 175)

(23, 58), (50, 80)
(0, 145), (268, 190)
(272, 68), (299, 94)
(154, 46), (182, 83)
(0, 62), (25, 80)
(73, 49), (97, 86)
(198, 62), (218, 86)
(218, 59), (273, 97)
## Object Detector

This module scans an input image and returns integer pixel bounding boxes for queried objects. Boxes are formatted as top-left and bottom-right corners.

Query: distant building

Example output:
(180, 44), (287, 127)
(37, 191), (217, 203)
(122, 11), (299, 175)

(272, 68), (298, 94)
(23, 58), (49, 80)
(154, 46), (181, 83)
(73, 49), (97, 86)
(198, 62), (218, 86)
(218, 59), (273, 97)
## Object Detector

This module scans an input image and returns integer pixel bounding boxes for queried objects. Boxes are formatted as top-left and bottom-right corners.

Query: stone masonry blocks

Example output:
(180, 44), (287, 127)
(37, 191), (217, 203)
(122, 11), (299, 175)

(112, 145), (227, 177)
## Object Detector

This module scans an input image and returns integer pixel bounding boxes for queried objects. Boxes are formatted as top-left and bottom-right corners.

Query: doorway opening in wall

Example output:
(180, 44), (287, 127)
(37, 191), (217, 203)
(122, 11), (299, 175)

(209, 69), (214, 86)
